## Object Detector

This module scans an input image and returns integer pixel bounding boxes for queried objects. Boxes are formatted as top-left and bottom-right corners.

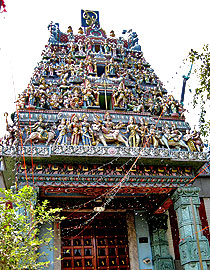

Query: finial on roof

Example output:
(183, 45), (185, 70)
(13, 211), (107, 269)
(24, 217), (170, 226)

(110, 30), (115, 37)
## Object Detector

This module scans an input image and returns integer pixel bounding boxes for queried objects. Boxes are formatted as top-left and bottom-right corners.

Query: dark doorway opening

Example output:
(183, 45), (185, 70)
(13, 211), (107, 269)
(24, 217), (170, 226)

(99, 94), (112, 110)
(97, 65), (105, 77)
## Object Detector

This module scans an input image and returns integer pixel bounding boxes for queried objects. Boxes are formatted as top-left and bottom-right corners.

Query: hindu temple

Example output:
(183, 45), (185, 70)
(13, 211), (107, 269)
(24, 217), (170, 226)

(2, 10), (210, 270)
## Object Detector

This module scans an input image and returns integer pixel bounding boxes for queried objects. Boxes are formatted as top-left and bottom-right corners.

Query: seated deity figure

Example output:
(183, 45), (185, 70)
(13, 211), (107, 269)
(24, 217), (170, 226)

(183, 130), (197, 152)
(102, 112), (120, 139)
(191, 129), (204, 152)
(82, 80), (99, 107)
(127, 95), (138, 111)
(49, 92), (62, 109)
(31, 115), (48, 139)
(38, 93), (47, 109)
(56, 63), (66, 79)
(69, 88), (83, 109)
(39, 77), (48, 91)
(125, 116), (140, 147)
(133, 97), (144, 112)
(81, 114), (93, 146)
(91, 113), (128, 147)
(169, 123), (182, 142)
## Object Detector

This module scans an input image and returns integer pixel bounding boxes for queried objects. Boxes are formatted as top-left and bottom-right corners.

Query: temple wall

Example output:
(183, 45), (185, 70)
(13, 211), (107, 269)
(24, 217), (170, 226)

(134, 213), (153, 270)
(204, 198), (210, 226)
(38, 222), (54, 270)
(126, 212), (140, 270)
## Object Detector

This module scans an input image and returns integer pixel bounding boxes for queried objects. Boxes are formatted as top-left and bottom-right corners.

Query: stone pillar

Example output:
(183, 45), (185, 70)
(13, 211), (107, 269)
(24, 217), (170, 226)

(126, 211), (140, 270)
(172, 187), (210, 270)
(148, 214), (175, 270)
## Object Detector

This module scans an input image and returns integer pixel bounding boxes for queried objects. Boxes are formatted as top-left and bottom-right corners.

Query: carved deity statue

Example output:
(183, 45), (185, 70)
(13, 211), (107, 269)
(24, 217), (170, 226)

(106, 57), (116, 76)
(82, 80), (99, 107)
(4, 113), (19, 146)
(91, 112), (128, 147)
(125, 116), (140, 147)
(81, 114), (93, 146)
(188, 129), (203, 152)
(31, 115), (48, 138)
(86, 56), (95, 74)
(24, 115), (55, 145)
(69, 88), (83, 109)
(139, 118), (149, 147)
(113, 81), (126, 108)
(68, 114), (81, 146)
(55, 118), (68, 145)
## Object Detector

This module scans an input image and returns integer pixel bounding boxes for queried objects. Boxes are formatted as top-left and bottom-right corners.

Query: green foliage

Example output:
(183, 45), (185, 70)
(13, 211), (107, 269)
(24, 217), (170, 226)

(0, 185), (64, 269)
(189, 46), (210, 136)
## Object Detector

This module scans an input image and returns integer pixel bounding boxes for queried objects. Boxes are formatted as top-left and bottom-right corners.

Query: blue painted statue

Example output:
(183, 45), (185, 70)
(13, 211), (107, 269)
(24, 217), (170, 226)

(48, 22), (60, 43)
(127, 31), (141, 51)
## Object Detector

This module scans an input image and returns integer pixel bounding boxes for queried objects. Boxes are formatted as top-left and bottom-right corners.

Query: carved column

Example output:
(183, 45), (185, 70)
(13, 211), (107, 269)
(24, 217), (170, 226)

(148, 214), (175, 270)
(172, 187), (210, 270)
(126, 211), (140, 270)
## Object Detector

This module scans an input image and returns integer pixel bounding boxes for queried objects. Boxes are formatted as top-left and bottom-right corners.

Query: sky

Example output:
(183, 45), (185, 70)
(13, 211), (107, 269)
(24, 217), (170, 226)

(0, 0), (210, 141)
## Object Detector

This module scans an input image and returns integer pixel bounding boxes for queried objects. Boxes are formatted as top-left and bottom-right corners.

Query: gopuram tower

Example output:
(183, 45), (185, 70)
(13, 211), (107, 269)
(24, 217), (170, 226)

(2, 10), (210, 270)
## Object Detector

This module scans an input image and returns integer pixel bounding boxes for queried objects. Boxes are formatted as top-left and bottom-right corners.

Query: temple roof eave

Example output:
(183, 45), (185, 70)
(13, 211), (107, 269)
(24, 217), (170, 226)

(2, 145), (207, 169)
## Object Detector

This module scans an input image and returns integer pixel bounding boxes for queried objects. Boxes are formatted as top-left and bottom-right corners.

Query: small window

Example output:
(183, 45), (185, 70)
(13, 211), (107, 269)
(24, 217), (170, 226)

(99, 94), (112, 110)
(139, 237), (148, 243)
(97, 65), (105, 77)
(95, 44), (100, 53)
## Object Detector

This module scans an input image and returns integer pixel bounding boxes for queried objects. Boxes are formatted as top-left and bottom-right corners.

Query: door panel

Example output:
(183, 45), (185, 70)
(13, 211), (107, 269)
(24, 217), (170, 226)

(61, 213), (130, 270)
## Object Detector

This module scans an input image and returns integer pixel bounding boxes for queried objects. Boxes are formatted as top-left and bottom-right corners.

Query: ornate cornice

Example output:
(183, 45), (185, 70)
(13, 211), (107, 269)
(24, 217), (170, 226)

(2, 145), (208, 161)
(172, 187), (201, 209)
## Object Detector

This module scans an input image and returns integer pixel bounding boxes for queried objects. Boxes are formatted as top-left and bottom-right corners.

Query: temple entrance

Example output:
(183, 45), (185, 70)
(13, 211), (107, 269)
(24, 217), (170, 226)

(61, 213), (130, 270)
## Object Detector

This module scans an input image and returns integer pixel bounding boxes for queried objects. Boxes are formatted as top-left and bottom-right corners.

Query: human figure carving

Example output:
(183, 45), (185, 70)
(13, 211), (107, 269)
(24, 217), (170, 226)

(81, 114), (93, 146)
(125, 116), (140, 147)
(55, 118), (68, 145)
(82, 80), (99, 107)
(68, 114), (81, 146)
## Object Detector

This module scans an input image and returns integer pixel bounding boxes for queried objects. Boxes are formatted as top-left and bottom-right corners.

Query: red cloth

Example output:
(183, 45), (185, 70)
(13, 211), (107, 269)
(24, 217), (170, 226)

(0, 0), (7, 13)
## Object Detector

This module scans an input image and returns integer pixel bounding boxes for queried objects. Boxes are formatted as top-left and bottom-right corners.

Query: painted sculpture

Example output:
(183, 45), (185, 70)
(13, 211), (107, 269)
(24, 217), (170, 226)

(3, 22), (204, 153)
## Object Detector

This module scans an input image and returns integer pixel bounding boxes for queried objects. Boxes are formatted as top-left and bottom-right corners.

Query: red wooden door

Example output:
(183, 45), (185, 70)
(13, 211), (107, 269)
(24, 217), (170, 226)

(61, 213), (130, 270)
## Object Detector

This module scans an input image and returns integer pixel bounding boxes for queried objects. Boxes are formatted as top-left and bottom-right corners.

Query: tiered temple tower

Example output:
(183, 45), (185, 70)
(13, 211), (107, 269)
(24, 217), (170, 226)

(2, 10), (210, 270)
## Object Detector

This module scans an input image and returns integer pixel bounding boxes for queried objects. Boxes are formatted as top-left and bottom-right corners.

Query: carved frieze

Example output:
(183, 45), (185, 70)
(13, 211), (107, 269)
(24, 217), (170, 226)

(2, 145), (208, 160)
